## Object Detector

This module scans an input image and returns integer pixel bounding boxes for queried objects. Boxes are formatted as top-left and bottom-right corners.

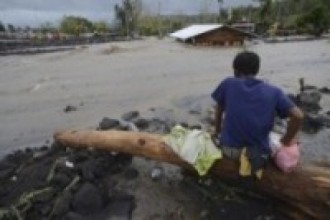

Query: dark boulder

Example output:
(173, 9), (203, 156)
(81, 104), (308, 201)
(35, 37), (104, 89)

(64, 105), (77, 113)
(302, 114), (324, 133)
(124, 167), (139, 180)
(134, 118), (149, 130)
(319, 87), (330, 94)
(51, 191), (73, 217)
(121, 111), (139, 121)
(98, 117), (120, 130)
(72, 182), (103, 215)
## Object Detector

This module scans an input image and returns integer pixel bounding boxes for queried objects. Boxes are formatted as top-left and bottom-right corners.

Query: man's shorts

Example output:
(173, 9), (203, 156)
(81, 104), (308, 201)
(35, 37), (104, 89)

(221, 146), (242, 160)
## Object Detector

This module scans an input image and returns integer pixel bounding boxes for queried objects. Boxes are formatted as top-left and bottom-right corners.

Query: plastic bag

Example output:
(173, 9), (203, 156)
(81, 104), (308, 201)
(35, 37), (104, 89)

(269, 132), (300, 173)
(274, 143), (300, 173)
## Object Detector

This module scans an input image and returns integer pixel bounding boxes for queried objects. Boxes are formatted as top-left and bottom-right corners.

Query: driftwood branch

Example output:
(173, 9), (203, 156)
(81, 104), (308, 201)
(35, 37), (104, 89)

(54, 130), (330, 219)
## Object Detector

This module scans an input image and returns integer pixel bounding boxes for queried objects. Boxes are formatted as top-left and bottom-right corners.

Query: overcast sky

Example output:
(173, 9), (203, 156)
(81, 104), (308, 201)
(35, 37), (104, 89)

(0, 0), (254, 27)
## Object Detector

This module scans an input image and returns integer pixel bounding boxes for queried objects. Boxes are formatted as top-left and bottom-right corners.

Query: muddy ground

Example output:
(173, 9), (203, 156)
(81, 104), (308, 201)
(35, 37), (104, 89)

(0, 38), (329, 219)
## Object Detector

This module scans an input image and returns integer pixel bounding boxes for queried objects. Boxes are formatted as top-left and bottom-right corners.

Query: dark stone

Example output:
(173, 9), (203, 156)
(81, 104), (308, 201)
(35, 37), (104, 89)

(134, 118), (149, 129)
(201, 116), (215, 126)
(124, 168), (139, 180)
(78, 160), (98, 181)
(65, 195), (135, 220)
(146, 118), (171, 134)
(39, 204), (52, 216)
(0, 168), (14, 180)
(188, 110), (201, 115)
(326, 111), (330, 116)
(106, 193), (135, 220)
(52, 191), (72, 217)
(72, 183), (103, 215)
(25, 147), (33, 153)
(51, 172), (73, 188)
(64, 105), (77, 113)
(64, 212), (85, 220)
(98, 117), (120, 130)
(121, 111), (139, 121)
(40, 145), (49, 151)
(319, 87), (330, 94)
(70, 150), (89, 163)
(114, 154), (133, 168)
(287, 93), (299, 104)
(300, 103), (322, 114)
(190, 124), (202, 130)
(302, 85), (317, 90)
(34, 189), (55, 203)
(302, 114), (324, 133)
(179, 122), (189, 128)
(318, 115), (330, 128)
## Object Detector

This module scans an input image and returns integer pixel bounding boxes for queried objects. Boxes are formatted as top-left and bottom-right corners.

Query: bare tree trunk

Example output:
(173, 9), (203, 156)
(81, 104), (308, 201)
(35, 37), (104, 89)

(54, 130), (330, 219)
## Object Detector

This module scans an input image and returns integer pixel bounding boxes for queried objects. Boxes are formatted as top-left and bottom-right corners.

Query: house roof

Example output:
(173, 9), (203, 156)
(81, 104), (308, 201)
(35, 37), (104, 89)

(170, 24), (223, 41)
(170, 24), (257, 41)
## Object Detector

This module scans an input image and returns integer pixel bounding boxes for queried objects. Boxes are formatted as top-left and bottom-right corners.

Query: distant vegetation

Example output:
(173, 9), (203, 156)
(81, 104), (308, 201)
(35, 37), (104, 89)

(112, 0), (330, 37)
(53, 16), (108, 36)
(0, 21), (5, 32)
(0, 0), (329, 38)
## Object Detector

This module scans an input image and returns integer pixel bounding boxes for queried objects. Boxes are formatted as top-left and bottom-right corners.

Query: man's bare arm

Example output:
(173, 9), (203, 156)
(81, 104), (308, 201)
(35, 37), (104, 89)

(214, 104), (224, 135)
(281, 106), (304, 146)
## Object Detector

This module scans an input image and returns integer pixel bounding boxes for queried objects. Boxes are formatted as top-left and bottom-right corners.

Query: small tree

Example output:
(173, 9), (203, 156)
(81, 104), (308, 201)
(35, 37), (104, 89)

(93, 21), (108, 34)
(7, 24), (15, 33)
(0, 21), (5, 32)
(297, 4), (330, 36)
(256, 0), (274, 33)
(217, 0), (224, 22)
(60, 16), (94, 36)
(114, 0), (142, 37)
(40, 22), (54, 34)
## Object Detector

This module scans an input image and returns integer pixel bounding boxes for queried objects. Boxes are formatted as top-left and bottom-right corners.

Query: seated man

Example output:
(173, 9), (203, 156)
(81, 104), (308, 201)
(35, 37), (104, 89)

(212, 51), (303, 171)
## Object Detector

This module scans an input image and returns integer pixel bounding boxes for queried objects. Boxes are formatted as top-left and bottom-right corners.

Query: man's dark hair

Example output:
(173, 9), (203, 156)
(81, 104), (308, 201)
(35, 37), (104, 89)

(233, 51), (260, 76)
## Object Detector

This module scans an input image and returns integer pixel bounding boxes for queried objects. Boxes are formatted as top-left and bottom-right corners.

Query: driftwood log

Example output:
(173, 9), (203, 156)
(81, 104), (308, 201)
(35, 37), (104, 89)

(54, 130), (330, 219)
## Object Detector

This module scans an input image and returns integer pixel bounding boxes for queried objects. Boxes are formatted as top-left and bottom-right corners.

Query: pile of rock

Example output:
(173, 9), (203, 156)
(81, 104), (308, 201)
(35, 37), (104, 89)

(288, 83), (330, 133)
(0, 139), (135, 220)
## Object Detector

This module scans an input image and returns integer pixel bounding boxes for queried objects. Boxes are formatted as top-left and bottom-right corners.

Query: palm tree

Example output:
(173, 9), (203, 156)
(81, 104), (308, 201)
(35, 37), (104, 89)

(217, 0), (224, 22)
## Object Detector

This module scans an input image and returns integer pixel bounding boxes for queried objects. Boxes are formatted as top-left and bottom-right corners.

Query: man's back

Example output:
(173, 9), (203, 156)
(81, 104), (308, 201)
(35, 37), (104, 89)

(212, 77), (294, 154)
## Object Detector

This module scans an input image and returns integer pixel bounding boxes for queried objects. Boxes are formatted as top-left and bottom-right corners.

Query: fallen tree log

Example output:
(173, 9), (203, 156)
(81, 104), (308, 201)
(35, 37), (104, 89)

(54, 130), (330, 219)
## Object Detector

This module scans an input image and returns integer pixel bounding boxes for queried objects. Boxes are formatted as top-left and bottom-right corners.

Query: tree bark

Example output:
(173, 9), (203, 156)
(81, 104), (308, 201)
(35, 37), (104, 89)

(54, 130), (330, 219)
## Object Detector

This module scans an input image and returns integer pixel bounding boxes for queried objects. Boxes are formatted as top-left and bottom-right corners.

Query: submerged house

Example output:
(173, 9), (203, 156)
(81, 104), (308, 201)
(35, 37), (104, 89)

(170, 24), (257, 46)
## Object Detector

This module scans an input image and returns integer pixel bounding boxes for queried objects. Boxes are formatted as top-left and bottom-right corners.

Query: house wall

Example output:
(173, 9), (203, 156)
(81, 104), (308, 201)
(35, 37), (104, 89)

(193, 27), (247, 46)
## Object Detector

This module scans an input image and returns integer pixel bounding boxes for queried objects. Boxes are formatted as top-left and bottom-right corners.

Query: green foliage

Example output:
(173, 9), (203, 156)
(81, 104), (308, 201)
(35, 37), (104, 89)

(7, 24), (15, 33)
(114, 0), (142, 36)
(60, 16), (94, 36)
(296, 3), (330, 36)
(0, 21), (5, 32)
(137, 16), (160, 36)
(93, 21), (108, 34)
(40, 22), (55, 34)
(0, 23), (5, 32)
(137, 16), (184, 36)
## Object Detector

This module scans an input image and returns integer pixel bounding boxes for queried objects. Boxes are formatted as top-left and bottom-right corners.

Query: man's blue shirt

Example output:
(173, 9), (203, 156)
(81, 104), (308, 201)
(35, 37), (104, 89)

(211, 77), (294, 154)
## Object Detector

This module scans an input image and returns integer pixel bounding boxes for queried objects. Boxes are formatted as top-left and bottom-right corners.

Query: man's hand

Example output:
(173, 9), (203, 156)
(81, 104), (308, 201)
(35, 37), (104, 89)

(281, 106), (304, 146)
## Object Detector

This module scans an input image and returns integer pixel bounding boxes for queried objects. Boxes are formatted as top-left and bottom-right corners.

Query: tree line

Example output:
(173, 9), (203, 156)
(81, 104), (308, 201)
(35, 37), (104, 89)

(1, 0), (329, 37)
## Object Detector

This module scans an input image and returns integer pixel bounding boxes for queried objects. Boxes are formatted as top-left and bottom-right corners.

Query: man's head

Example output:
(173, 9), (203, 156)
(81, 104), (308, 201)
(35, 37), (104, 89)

(233, 51), (260, 77)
